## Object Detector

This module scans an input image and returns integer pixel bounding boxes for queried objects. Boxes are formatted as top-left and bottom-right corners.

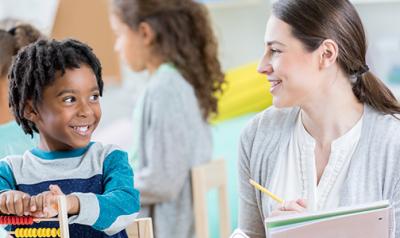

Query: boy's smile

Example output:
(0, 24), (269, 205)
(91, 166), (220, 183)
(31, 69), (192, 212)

(31, 64), (101, 151)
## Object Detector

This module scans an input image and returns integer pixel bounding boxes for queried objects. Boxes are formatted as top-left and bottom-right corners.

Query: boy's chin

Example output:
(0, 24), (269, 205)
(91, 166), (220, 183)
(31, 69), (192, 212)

(71, 139), (92, 149)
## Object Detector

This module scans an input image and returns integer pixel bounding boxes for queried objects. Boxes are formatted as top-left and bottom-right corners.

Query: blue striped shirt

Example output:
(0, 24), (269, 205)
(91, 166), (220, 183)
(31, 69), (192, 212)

(0, 142), (140, 238)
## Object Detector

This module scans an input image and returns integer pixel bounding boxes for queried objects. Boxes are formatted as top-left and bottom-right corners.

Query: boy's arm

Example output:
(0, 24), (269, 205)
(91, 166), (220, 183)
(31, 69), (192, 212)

(0, 160), (16, 193)
(68, 150), (140, 236)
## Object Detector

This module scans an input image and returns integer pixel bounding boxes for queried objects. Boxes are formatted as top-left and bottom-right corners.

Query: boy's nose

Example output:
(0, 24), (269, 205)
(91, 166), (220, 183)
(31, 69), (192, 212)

(77, 102), (93, 117)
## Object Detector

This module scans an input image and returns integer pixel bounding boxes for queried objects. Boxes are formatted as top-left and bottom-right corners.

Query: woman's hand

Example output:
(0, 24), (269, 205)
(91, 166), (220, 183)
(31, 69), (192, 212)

(270, 199), (307, 217)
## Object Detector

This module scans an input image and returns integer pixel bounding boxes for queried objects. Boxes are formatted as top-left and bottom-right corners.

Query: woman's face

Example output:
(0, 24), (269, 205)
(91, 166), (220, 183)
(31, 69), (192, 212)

(258, 15), (325, 108)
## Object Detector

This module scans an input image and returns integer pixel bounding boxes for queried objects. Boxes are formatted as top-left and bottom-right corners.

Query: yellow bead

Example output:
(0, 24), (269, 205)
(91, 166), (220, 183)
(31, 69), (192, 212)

(14, 228), (21, 237)
(31, 228), (36, 237)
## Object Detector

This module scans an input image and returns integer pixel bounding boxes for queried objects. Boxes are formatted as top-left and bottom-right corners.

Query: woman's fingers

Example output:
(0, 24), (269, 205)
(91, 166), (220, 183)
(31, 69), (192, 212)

(278, 200), (307, 212)
(296, 199), (307, 208)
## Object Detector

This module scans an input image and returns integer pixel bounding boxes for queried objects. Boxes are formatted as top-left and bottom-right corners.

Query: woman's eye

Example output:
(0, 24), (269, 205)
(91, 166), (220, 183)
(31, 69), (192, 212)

(270, 48), (282, 55)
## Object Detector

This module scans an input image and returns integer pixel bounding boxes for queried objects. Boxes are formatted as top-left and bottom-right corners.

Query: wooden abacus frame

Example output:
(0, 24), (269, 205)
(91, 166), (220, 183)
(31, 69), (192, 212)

(0, 195), (69, 238)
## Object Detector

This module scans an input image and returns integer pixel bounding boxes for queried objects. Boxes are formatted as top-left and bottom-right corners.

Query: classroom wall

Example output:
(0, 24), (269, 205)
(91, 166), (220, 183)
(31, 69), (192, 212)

(354, 2), (400, 96)
(206, 1), (270, 71)
(52, 0), (121, 83)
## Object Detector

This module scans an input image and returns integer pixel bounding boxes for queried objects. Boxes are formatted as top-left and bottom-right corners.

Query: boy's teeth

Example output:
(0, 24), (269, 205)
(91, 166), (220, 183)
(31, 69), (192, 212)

(74, 126), (89, 133)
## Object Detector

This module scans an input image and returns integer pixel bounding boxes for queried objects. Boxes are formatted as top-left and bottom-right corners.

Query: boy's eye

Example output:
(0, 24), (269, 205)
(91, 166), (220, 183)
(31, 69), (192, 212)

(90, 94), (100, 101)
(63, 96), (76, 103)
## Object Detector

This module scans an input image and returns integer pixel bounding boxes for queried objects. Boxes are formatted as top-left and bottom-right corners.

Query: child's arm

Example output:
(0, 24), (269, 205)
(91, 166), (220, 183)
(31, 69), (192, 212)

(68, 150), (140, 235)
(0, 160), (31, 216)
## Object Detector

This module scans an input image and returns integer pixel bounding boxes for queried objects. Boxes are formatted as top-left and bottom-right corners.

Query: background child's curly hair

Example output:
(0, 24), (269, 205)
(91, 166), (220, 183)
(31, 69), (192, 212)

(111, 0), (225, 120)
(0, 20), (43, 78)
(9, 38), (104, 136)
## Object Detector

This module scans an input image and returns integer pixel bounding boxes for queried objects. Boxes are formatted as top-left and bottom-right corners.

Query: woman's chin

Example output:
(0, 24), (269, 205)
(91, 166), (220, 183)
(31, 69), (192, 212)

(272, 98), (293, 109)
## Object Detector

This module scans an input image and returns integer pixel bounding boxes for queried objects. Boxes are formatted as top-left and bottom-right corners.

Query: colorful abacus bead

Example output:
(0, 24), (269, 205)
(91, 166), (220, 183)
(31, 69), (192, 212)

(0, 216), (34, 225)
(14, 228), (60, 237)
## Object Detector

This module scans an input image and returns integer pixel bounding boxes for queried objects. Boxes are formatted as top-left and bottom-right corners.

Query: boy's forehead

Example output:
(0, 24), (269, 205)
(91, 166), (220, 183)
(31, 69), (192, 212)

(45, 66), (99, 92)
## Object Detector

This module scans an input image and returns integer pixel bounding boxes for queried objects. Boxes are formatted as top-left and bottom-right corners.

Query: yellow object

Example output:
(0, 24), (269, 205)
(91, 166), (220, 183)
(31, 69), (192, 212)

(249, 179), (284, 204)
(13, 227), (60, 237)
(212, 62), (272, 123)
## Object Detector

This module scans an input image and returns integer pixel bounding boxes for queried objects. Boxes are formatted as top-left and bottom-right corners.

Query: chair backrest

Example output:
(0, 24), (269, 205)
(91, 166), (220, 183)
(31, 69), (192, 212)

(191, 159), (231, 238)
(126, 218), (154, 238)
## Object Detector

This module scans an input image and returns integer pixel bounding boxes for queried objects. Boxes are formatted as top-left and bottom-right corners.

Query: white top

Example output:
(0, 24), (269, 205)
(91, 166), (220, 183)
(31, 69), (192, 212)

(270, 111), (363, 211)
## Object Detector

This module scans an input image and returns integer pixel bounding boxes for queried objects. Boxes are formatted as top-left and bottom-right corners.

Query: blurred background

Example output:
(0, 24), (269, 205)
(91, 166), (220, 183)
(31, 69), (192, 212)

(1, 0), (399, 237)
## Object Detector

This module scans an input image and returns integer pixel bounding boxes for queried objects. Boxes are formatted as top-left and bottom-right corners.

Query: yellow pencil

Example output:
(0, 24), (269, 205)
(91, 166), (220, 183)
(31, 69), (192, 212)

(249, 179), (284, 204)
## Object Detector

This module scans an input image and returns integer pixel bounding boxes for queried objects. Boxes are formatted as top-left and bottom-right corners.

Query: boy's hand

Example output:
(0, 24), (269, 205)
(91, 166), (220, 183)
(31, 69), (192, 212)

(30, 185), (64, 218)
(0, 190), (31, 216)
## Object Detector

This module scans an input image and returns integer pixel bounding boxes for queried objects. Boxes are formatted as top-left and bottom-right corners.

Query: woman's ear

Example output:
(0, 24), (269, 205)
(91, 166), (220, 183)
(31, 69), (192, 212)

(23, 101), (39, 124)
(318, 39), (339, 70)
(138, 22), (156, 46)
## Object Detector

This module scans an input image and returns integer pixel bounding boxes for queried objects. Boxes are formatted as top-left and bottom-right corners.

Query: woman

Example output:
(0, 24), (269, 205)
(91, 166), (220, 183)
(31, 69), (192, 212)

(238, 0), (400, 237)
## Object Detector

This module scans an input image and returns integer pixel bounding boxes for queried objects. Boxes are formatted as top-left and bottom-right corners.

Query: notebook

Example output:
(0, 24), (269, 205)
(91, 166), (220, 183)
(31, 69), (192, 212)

(265, 200), (392, 238)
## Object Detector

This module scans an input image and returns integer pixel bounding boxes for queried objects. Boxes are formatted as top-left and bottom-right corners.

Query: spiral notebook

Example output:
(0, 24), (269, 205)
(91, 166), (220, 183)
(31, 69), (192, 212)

(265, 200), (392, 238)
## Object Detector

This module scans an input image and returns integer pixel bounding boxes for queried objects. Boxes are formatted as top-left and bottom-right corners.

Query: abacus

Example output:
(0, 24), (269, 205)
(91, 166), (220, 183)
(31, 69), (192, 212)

(0, 196), (69, 238)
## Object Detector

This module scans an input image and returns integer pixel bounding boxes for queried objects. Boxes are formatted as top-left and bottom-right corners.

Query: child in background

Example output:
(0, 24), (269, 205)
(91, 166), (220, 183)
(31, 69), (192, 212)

(109, 0), (225, 237)
(0, 22), (41, 158)
(0, 38), (140, 238)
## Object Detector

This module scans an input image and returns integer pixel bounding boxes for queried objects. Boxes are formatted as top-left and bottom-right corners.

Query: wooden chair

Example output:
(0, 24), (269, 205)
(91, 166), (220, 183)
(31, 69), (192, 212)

(126, 218), (154, 238)
(192, 159), (231, 238)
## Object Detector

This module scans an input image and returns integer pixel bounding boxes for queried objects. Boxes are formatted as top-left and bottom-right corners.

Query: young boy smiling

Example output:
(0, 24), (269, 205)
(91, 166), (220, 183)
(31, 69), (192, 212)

(0, 39), (140, 238)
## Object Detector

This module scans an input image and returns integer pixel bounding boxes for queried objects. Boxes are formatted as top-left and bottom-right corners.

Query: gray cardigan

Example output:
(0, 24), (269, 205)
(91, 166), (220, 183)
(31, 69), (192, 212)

(238, 105), (400, 238)
(133, 65), (212, 238)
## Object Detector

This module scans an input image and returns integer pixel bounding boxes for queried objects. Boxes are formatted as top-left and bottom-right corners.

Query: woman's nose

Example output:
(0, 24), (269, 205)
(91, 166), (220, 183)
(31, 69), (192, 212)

(257, 58), (273, 75)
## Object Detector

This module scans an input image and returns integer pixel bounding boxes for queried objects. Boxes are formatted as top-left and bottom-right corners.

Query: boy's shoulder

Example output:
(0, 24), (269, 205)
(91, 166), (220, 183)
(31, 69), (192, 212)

(0, 154), (24, 165)
(88, 142), (127, 159)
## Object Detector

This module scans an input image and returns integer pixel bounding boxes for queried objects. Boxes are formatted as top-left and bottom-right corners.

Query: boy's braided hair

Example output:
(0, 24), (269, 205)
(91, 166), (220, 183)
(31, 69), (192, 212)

(9, 38), (103, 136)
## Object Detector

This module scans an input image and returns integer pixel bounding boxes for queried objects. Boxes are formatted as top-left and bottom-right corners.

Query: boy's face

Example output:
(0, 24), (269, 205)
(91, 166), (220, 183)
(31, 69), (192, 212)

(32, 65), (101, 151)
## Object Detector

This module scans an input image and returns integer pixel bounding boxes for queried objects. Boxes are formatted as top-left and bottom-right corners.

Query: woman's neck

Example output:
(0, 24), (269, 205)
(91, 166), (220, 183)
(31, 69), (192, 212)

(0, 78), (13, 124)
(300, 76), (364, 146)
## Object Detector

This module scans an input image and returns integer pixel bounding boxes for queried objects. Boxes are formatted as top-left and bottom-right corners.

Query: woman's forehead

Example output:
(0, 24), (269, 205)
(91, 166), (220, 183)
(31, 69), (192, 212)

(264, 15), (292, 45)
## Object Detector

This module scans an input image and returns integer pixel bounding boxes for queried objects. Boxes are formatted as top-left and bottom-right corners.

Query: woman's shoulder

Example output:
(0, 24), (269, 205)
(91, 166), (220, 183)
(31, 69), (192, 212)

(366, 107), (400, 140)
(241, 106), (299, 141)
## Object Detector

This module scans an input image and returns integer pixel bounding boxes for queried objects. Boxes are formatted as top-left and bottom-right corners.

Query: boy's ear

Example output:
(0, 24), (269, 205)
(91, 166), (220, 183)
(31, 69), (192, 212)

(138, 22), (156, 46)
(23, 100), (39, 123)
